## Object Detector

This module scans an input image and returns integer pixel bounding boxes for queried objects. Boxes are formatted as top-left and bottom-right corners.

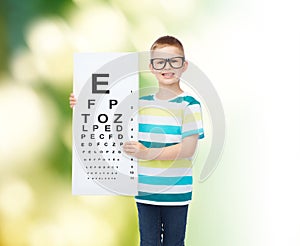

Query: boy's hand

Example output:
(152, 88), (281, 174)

(69, 93), (77, 109)
(124, 135), (198, 161)
(123, 141), (149, 159)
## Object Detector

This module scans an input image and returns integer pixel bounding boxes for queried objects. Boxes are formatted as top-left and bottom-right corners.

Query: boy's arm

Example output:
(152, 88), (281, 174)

(123, 134), (198, 160)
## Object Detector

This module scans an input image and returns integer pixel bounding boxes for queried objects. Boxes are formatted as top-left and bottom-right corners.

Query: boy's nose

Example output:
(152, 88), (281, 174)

(164, 61), (172, 69)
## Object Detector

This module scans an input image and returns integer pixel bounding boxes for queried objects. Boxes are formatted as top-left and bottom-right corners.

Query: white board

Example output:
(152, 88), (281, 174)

(72, 53), (139, 195)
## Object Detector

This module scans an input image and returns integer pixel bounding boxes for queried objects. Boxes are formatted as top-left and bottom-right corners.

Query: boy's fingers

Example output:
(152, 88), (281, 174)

(123, 145), (136, 151)
(123, 145), (137, 153)
(70, 100), (76, 108)
(69, 93), (77, 109)
(123, 149), (135, 155)
(124, 142), (134, 147)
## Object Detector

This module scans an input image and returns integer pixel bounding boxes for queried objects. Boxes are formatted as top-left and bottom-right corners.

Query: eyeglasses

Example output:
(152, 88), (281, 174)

(150, 56), (185, 70)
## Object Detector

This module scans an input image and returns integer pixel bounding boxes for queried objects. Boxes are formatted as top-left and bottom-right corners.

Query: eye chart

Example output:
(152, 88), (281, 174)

(72, 53), (138, 195)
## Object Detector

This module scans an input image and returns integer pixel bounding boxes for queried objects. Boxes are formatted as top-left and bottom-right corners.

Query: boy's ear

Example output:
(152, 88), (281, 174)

(182, 60), (189, 72)
(149, 63), (155, 74)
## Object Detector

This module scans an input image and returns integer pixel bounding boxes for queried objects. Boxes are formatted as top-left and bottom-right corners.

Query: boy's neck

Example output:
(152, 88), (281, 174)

(156, 82), (184, 100)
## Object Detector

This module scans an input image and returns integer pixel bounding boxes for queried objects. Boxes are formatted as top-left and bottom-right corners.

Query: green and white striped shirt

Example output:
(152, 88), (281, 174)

(135, 92), (204, 205)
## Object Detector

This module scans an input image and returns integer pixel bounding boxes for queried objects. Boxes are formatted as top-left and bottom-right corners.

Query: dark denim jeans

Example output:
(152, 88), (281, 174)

(136, 202), (189, 246)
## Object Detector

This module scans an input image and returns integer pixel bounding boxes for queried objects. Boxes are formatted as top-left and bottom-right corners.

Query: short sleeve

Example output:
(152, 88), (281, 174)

(181, 99), (204, 139)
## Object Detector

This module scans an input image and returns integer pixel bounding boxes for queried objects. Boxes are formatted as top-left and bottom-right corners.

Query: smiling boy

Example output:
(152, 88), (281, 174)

(123, 36), (204, 246)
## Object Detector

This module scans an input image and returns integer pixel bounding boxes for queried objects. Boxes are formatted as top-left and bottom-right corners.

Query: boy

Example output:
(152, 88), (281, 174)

(70, 36), (204, 246)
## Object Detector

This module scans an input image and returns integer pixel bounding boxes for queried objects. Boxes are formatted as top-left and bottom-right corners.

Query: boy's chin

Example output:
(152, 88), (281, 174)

(158, 79), (180, 86)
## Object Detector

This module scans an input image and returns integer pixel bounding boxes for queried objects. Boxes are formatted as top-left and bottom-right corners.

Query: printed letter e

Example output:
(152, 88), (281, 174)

(92, 74), (110, 94)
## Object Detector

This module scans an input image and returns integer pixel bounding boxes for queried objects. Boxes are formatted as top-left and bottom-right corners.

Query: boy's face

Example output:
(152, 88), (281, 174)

(149, 45), (188, 87)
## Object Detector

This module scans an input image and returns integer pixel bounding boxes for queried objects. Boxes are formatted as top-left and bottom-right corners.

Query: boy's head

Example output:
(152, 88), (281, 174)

(149, 36), (188, 86)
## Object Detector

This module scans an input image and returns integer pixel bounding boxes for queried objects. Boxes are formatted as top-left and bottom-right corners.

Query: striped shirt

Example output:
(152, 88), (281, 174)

(135, 92), (204, 205)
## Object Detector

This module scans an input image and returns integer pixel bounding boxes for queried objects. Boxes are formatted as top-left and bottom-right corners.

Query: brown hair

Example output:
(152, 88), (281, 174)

(150, 35), (185, 55)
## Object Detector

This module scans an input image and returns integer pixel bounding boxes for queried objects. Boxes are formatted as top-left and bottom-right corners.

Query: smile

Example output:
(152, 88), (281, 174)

(161, 72), (175, 78)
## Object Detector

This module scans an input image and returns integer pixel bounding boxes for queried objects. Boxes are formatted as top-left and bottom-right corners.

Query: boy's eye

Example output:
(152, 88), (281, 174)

(170, 59), (180, 64)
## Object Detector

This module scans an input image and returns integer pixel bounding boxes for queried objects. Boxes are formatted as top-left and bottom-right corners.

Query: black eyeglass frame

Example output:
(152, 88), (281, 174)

(150, 56), (185, 70)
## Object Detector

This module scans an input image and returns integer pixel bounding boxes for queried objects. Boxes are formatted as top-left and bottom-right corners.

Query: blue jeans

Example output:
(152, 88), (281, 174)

(136, 202), (189, 246)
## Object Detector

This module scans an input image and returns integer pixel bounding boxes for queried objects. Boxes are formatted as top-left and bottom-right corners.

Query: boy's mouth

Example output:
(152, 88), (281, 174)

(161, 72), (175, 79)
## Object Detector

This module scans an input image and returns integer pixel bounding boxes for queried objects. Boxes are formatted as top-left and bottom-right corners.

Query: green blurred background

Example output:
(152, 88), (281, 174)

(0, 0), (219, 245)
(1, 0), (299, 246)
